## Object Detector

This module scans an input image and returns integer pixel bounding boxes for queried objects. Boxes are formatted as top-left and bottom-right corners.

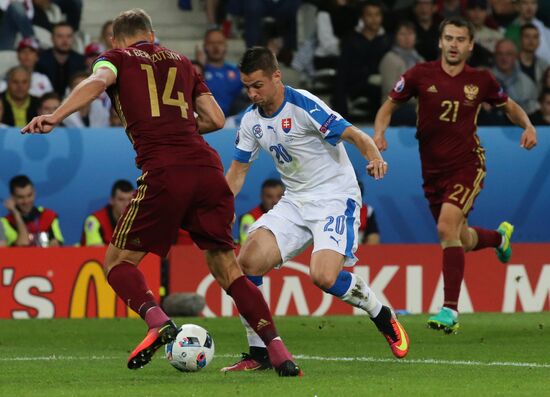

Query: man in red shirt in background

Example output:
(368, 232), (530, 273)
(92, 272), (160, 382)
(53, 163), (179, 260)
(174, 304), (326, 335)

(1, 175), (63, 247)
(81, 179), (133, 246)
(22, 8), (300, 376)
(374, 16), (537, 333)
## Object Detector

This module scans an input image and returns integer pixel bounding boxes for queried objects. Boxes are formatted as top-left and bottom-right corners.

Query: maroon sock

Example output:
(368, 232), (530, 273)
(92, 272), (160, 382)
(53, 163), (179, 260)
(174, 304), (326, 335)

(227, 276), (279, 346)
(107, 262), (168, 328)
(471, 227), (502, 251)
(442, 247), (465, 311)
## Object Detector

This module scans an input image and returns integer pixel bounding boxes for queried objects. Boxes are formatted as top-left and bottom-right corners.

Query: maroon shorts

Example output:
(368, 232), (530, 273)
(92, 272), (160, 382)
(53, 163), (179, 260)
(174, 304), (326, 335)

(111, 166), (235, 256)
(422, 165), (486, 222)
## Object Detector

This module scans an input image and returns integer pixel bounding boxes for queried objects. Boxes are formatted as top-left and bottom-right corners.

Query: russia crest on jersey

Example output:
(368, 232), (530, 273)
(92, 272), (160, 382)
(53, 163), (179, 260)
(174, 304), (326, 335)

(282, 118), (292, 133)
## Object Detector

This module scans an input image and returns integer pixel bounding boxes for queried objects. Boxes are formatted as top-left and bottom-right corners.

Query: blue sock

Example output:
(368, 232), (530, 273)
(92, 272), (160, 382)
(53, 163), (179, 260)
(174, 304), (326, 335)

(324, 271), (353, 297)
(247, 275), (263, 287)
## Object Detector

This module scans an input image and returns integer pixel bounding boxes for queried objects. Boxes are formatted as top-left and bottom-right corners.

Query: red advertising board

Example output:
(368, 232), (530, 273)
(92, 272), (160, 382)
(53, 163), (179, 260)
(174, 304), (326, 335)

(0, 247), (160, 319)
(168, 244), (550, 316)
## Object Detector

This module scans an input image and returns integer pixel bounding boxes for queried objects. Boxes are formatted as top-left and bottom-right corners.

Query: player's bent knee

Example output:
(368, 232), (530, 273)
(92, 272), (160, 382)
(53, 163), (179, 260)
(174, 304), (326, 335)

(103, 244), (145, 276)
(310, 271), (337, 291)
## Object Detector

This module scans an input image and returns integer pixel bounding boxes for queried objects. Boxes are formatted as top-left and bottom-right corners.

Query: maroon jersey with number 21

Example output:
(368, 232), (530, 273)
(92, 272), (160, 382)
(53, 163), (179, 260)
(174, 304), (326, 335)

(389, 61), (508, 173)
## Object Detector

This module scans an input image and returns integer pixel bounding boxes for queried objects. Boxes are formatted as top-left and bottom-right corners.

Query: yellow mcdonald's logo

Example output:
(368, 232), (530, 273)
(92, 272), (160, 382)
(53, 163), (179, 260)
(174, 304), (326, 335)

(69, 260), (138, 318)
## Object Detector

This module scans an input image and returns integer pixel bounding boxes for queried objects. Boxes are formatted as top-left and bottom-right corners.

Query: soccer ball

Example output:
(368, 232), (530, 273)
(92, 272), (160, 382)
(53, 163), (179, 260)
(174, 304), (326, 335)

(165, 324), (215, 372)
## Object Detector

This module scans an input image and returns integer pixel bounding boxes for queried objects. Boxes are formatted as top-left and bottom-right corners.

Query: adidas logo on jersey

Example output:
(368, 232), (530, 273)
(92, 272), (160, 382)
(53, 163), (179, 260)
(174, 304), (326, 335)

(427, 85), (438, 93)
(256, 319), (271, 331)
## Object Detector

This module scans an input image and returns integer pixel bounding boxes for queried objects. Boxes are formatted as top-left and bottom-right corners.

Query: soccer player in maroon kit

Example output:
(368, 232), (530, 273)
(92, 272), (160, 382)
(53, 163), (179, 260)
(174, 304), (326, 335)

(21, 9), (301, 376)
(374, 16), (537, 332)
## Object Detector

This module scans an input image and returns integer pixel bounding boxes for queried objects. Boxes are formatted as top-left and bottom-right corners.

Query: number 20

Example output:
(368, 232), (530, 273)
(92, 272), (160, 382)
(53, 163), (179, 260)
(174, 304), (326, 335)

(324, 215), (345, 235)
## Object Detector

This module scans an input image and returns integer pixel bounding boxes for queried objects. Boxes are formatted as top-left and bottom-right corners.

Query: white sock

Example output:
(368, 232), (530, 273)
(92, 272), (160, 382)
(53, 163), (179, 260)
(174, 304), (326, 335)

(339, 272), (383, 317)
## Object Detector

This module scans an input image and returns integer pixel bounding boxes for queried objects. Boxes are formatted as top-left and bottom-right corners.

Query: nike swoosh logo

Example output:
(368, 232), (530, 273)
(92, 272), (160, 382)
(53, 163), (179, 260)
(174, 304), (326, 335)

(394, 321), (408, 351)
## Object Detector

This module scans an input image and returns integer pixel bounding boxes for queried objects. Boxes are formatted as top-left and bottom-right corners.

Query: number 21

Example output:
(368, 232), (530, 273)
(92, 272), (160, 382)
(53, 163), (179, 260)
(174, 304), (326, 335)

(141, 64), (188, 118)
(440, 100), (459, 123)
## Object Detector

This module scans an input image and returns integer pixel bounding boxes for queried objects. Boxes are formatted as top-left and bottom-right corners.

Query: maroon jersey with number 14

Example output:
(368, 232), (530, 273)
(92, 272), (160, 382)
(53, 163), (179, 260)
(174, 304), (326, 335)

(91, 41), (234, 256)
(93, 41), (222, 172)
(389, 61), (508, 173)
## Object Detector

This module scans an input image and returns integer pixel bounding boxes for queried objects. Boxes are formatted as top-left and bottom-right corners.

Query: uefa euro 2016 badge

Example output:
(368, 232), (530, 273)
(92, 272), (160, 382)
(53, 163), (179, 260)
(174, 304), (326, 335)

(253, 124), (263, 138)
(282, 118), (292, 133)
(394, 76), (405, 93)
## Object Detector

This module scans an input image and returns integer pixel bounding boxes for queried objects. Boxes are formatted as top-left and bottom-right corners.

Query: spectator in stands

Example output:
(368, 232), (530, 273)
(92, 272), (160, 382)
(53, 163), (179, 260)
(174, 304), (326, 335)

(379, 21), (423, 102)
(239, 179), (284, 245)
(52, 0), (81, 31)
(466, 0), (503, 53)
(518, 23), (548, 86)
(529, 90), (550, 125)
(358, 181), (380, 245)
(0, 38), (53, 97)
(227, 0), (301, 51)
(63, 71), (110, 127)
(202, 28), (245, 116)
(492, 39), (538, 115)
(412, 0), (442, 61)
(35, 22), (86, 98)
(84, 42), (102, 73)
(313, 0), (359, 70)
(1, 175), (63, 247)
(505, 0), (550, 63)
(32, 0), (64, 32)
(0, 0), (35, 50)
(334, 0), (391, 118)
(98, 20), (113, 52)
(37, 91), (60, 115)
(0, 66), (39, 127)
(81, 179), (133, 246)
(379, 20), (423, 125)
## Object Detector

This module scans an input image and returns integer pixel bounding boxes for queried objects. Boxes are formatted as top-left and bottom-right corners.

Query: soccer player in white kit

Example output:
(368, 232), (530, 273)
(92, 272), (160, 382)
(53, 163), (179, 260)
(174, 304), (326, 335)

(223, 47), (409, 372)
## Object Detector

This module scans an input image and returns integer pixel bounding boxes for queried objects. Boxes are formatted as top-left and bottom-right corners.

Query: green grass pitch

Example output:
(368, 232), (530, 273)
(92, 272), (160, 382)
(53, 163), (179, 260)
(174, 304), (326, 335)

(0, 313), (548, 396)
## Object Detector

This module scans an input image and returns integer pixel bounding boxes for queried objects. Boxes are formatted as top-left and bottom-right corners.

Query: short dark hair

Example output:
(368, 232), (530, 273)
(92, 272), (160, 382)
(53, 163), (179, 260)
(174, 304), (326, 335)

(396, 20), (416, 34)
(520, 22), (539, 36)
(111, 179), (134, 197)
(9, 175), (33, 194)
(38, 92), (61, 107)
(439, 16), (475, 41)
(52, 22), (74, 33)
(360, 0), (384, 13)
(239, 47), (279, 75)
(261, 179), (284, 190)
(112, 9), (153, 40)
(6, 65), (30, 81)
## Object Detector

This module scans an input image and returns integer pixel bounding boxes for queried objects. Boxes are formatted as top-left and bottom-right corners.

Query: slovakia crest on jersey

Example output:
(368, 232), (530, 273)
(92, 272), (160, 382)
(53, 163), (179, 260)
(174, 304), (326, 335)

(282, 118), (292, 133)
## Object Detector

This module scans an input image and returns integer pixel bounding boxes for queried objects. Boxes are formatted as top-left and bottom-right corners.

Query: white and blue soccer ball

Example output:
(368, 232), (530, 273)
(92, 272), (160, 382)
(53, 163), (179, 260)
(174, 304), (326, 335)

(165, 324), (215, 372)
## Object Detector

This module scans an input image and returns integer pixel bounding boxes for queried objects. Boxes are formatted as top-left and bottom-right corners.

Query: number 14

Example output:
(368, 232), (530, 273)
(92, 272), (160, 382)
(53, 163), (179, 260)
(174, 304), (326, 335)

(141, 64), (188, 118)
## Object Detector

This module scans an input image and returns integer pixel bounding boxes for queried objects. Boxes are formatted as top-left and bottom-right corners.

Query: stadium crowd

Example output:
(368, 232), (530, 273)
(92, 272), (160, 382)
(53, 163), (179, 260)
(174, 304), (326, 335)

(0, 0), (547, 245)
(1, 0), (550, 127)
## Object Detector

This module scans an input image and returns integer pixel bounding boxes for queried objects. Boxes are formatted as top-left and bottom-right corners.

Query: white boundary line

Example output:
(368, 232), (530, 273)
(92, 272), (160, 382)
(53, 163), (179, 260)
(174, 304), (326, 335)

(2, 354), (549, 369)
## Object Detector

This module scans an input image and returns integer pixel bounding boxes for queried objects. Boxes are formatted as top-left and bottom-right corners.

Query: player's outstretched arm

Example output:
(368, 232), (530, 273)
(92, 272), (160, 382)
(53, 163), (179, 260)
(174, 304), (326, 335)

(195, 94), (225, 134)
(502, 98), (537, 150)
(341, 126), (388, 180)
(373, 99), (400, 152)
(225, 160), (251, 196)
(21, 67), (116, 134)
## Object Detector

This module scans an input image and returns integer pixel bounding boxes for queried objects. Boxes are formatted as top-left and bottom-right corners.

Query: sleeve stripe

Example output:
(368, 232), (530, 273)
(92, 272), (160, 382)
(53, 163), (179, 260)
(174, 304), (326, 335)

(234, 148), (252, 163)
(93, 60), (118, 77)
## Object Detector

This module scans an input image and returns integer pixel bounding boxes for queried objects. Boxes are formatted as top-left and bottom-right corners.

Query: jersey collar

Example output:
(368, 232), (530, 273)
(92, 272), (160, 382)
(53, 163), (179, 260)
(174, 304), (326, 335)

(258, 86), (289, 119)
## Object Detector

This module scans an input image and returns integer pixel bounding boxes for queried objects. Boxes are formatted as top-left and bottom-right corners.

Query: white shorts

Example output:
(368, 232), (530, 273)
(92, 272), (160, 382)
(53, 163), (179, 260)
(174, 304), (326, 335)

(248, 196), (361, 267)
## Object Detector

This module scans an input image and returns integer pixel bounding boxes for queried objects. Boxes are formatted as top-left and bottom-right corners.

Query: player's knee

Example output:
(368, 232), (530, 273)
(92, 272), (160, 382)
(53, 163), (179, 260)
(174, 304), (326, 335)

(437, 221), (456, 241)
(310, 271), (337, 291)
